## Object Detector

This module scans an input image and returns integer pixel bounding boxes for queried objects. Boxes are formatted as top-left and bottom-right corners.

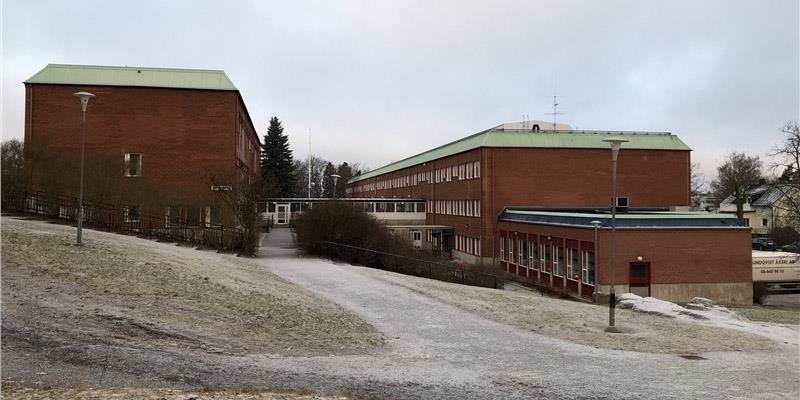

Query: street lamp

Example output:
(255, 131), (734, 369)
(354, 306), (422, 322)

(330, 174), (341, 198)
(602, 136), (628, 332)
(73, 91), (96, 245)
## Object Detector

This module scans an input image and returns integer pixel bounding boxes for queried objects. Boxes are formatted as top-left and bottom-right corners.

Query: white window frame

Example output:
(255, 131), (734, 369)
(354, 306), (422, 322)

(124, 153), (142, 177)
(554, 245), (564, 276)
(500, 236), (506, 261)
(568, 248), (579, 280)
(582, 250), (595, 285)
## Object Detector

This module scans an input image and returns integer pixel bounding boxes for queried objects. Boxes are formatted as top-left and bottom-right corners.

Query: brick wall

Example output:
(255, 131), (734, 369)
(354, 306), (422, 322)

(24, 84), (259, 207)
(348, 144), (690, 259)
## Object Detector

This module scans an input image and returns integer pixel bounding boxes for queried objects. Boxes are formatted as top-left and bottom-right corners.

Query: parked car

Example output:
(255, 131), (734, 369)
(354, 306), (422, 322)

(752, 237), (776, 251)
(781, 241), (800, 254)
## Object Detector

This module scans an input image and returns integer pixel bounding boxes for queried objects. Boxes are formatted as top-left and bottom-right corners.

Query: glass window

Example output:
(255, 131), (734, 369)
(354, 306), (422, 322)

(125, 153), (142, 177)
(416, 202), (426, 213)
(582, 250), (595, 284)
(530, 241), (538, 269)
(508, 238), (515, 265)
(554, 245), (564, 276)
(396, 202), (406, 212)
(542, 243), (551, 272)
(519, 239), (528, 266)
(500, 236), (505, 261)
(375, 202), (387, 212)
(568, 248), (580, 280)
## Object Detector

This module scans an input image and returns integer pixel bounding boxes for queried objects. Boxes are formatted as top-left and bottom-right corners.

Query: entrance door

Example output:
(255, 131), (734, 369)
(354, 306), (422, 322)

(276, 204), (289, 225)
(410, 230), (422, 249)
(629, 262), (651, 297)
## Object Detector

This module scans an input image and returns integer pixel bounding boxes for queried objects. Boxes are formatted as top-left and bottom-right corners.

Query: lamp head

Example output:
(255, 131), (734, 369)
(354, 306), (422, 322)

(73, 92), (96, 112)
(602, 136), (629, 160)
(590, 220), (602, 227)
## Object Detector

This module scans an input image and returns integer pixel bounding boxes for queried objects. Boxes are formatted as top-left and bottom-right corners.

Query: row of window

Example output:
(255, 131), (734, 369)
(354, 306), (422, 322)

(428, 199), (481, 217)
(500, 237), (596, 284)
(349, 161), (481, 194)
(454, 235), (482, 256)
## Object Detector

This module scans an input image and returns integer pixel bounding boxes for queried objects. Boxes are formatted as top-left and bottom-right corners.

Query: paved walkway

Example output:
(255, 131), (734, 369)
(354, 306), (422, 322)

(253, 228), (800, 399)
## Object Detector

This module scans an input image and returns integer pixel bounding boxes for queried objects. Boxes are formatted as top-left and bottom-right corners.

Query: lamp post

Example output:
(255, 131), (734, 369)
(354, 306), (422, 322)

(330, 174), (341, 198)
(602, 136), (628, 332)
(73, 92), (96, 245)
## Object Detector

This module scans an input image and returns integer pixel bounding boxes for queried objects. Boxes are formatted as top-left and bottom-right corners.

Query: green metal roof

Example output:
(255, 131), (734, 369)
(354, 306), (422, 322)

(350, 128), (691, 183)
(25, 64), (237, 91)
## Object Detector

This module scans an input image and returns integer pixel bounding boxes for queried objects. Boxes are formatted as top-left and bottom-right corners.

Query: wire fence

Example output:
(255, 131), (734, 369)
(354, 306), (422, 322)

(1, 190), (245, 252)
(320, 241), (501, 289)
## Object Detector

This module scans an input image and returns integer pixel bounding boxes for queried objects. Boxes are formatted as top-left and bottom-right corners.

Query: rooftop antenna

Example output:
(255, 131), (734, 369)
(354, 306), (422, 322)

(544, 95), (565, 131)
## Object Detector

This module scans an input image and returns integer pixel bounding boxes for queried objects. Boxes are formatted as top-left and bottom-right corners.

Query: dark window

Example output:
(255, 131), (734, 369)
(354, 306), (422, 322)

(631, 264), (647, 278)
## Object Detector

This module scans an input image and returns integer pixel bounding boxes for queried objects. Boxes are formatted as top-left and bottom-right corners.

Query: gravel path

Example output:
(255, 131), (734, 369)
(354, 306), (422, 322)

(251, 228), (800, 400)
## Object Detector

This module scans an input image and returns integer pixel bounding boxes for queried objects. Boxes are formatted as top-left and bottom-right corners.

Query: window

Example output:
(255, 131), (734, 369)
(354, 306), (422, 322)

(568, 248), (580, 280)
(124, 205), (140, 223)
(500, 236), (506, 261)
(542, 243), (551, 272)
(554, 245), (564, 276)
(124, 153), (142, 177)
(396, 202), (406, 212)
(582, 250), (595, 284)
(508, 238), (515, 265)
(474, 161), (480, 178)
(519, 239), (527, 266)
(743, 218), (750, 226)
(529, 241), (538, 269)
(208, 206), (221, 226)
(762, 218), (768, 227)
(416, 202), (426, 213)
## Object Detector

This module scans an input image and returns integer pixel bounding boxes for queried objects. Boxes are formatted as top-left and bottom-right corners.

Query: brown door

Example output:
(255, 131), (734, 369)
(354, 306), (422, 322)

(629, 262), (651, 297)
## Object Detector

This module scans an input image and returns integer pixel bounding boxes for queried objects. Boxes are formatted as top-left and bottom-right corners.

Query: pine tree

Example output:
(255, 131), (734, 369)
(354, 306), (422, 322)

(335, 162), (354, 198)
(322, 162), (336, 198)
(261, 117), (297, 197)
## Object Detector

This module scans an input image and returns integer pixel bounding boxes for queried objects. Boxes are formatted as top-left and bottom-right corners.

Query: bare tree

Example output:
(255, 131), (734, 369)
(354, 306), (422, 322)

(771, 120), (800, 182)
(690, 162), (705, 195)
(711, 152), (763, 220)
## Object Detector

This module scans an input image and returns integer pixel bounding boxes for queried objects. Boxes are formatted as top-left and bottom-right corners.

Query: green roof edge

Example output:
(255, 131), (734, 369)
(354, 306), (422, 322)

(350, 128), (691, 183)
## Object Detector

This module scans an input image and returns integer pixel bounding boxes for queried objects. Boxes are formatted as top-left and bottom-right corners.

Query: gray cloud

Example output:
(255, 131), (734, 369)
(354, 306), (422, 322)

(2, 0), (798, 180)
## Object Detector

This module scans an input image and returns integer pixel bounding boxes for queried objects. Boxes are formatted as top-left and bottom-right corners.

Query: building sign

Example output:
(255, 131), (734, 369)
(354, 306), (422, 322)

(211, 185), (233, 191)
(752, 252), (800, 282)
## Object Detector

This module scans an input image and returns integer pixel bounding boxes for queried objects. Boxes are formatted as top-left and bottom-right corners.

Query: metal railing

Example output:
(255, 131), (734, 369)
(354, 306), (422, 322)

(320, 241), (500, 289)
(1, 190), (245, 252)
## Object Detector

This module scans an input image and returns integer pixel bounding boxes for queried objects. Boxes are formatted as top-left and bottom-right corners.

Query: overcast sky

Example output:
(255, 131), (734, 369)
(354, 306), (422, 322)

(2, 0), (798, 183)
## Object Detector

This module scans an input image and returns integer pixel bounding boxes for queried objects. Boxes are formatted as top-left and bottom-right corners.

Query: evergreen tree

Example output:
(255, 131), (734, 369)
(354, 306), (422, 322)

(335, 162), (354, 198)
(322, 162), (336, 198)
(261, 117), (296, 197)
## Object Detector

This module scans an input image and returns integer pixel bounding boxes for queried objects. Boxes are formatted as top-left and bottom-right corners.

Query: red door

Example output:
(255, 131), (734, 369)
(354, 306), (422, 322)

(629, 262), (651, 297)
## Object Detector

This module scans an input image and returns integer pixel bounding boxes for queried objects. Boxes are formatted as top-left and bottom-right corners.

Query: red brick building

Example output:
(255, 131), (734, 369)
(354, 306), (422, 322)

(346, 123), (753, 304)
(346, 123), (692, 263)
(498, 209), (752, 304)
(24, 64), (260, 226)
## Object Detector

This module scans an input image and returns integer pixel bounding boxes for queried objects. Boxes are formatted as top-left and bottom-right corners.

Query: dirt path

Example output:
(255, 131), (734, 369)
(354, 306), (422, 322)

(251, 228), (800, 400)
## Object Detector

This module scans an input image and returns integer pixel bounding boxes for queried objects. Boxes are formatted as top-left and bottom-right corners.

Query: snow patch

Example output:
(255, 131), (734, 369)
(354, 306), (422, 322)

(618, 294), (799, 347)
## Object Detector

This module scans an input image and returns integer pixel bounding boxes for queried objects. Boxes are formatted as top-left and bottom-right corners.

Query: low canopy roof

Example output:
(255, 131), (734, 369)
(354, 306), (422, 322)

(499, 208), (746, 229)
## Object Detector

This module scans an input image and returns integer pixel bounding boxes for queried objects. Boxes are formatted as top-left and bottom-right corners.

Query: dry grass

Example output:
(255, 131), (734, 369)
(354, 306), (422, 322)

(1, 217), (383, 356)
(363, 267), (786, 354)
(729, 306), (800, 325)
